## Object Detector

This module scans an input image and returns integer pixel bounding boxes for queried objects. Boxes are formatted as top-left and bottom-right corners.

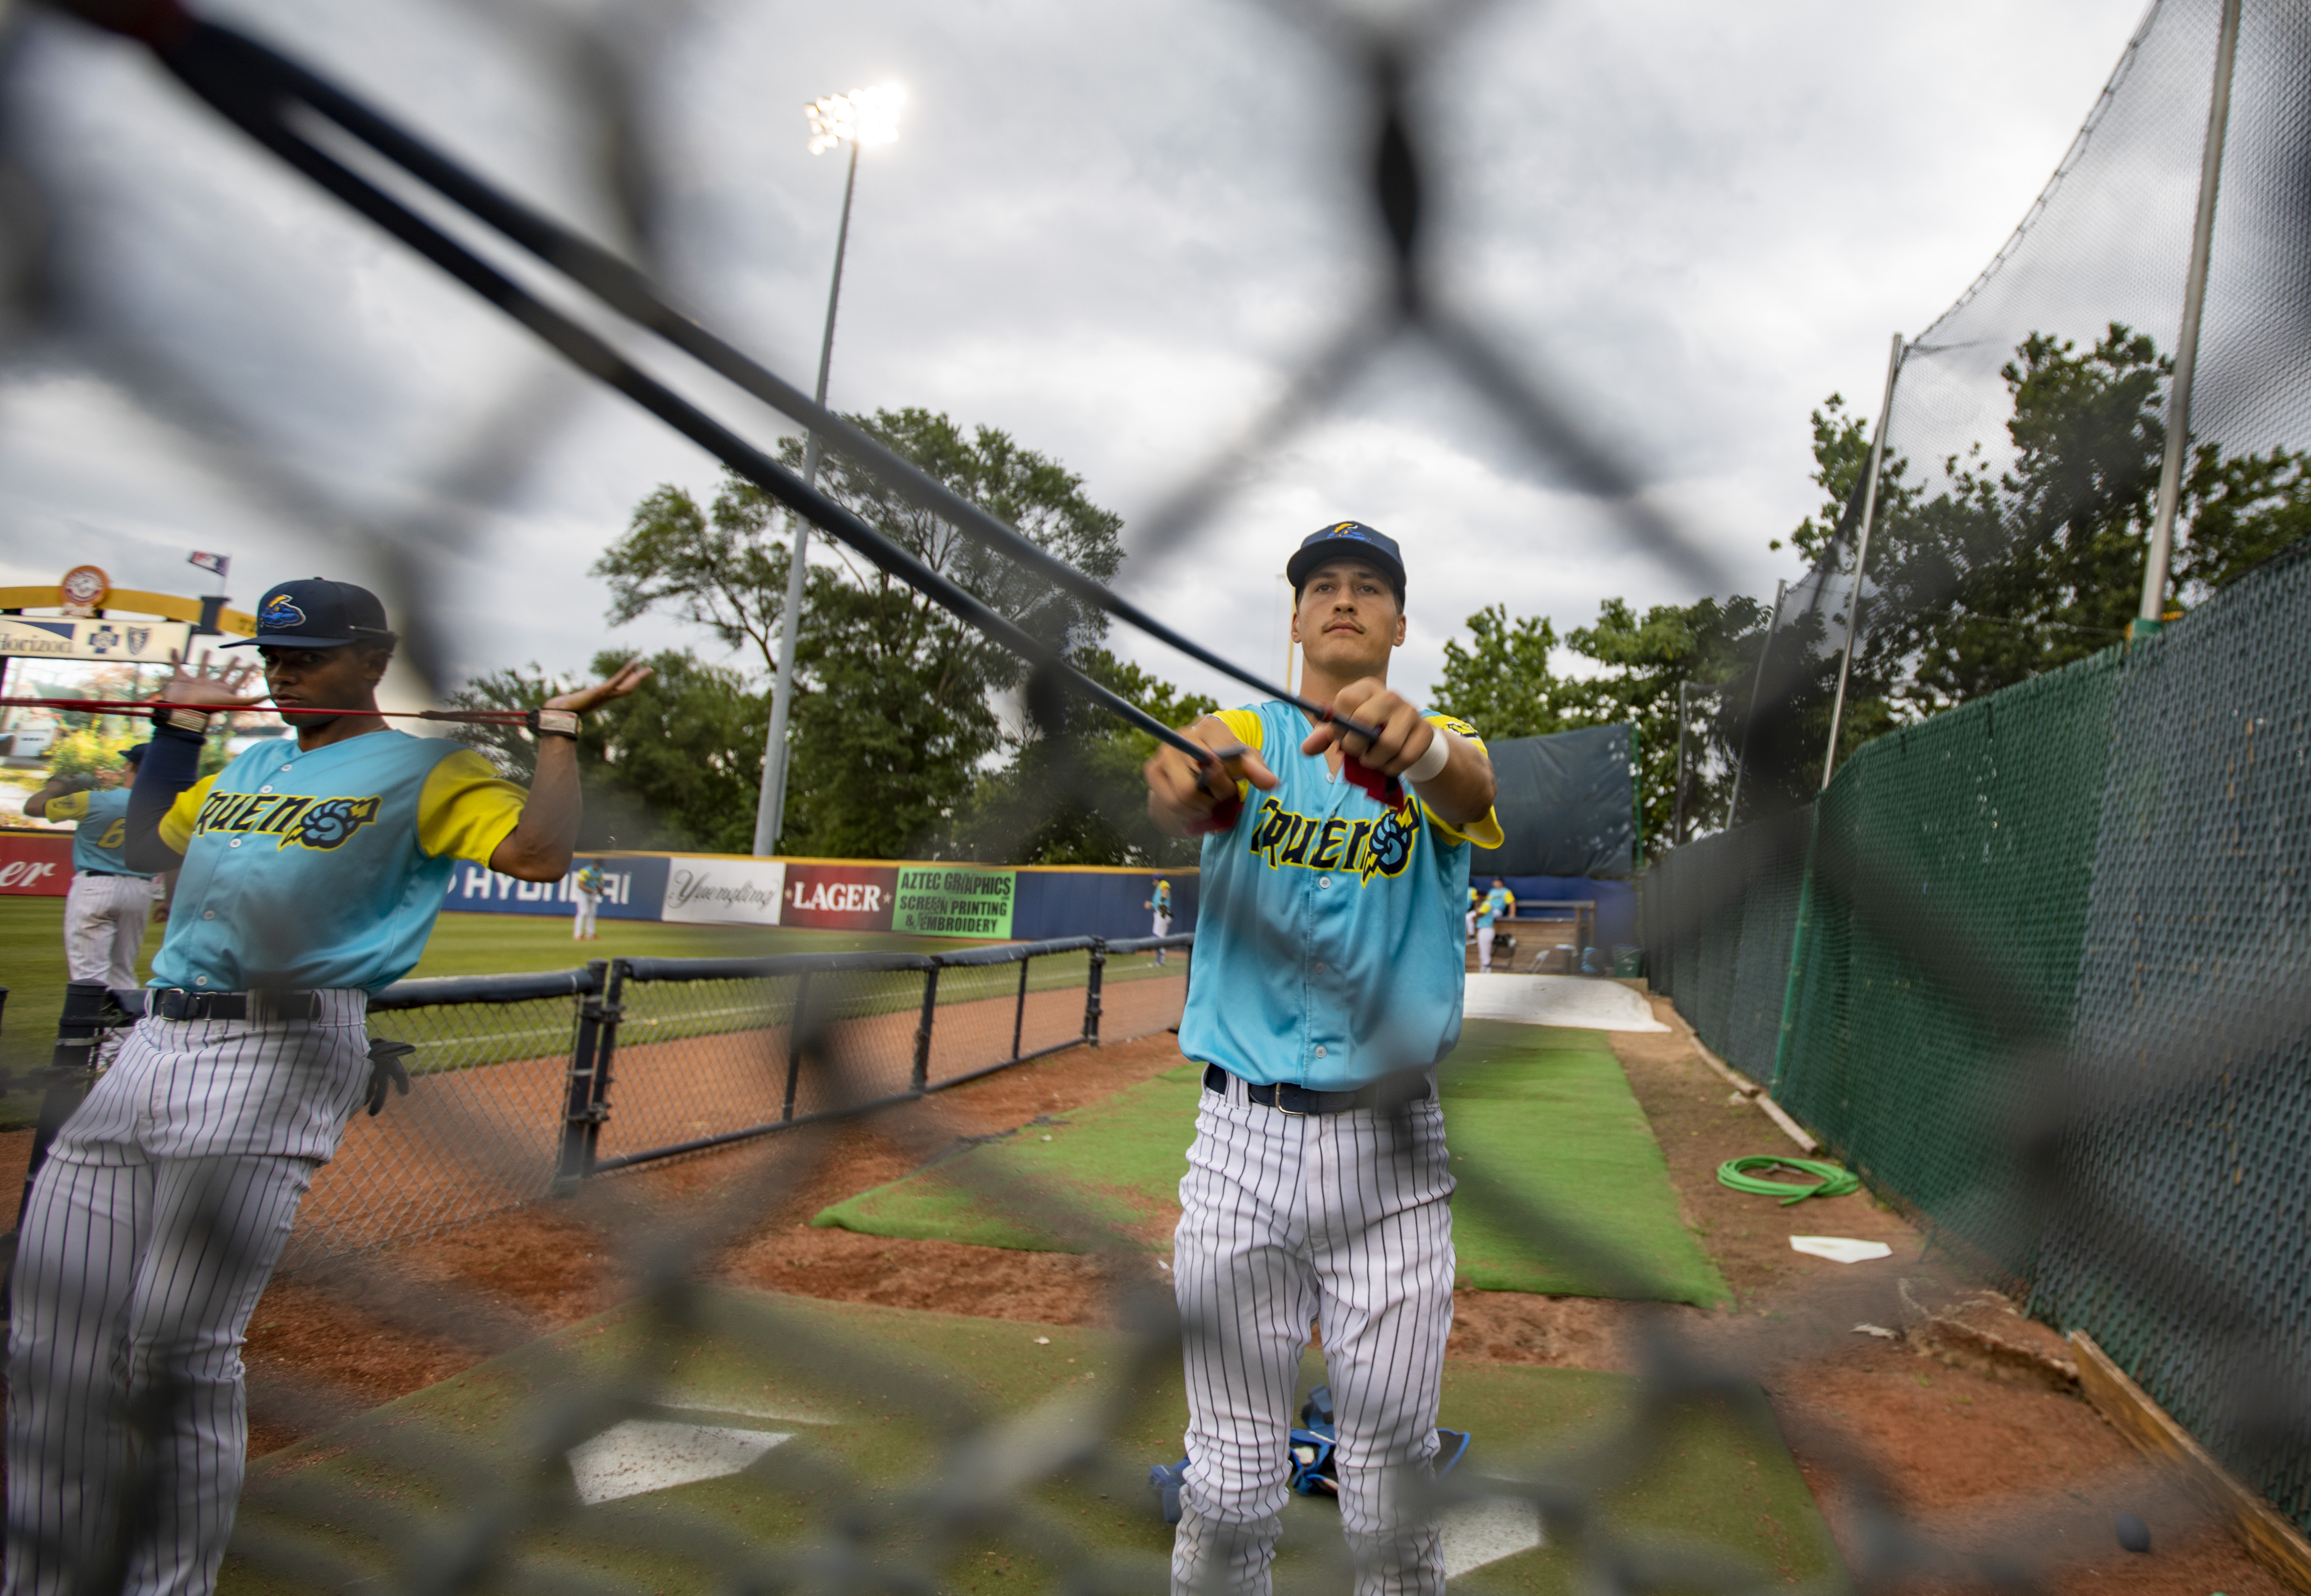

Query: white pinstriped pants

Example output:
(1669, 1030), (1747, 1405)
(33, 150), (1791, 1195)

(1171, 1073), (1455, 1596)
(4, 994), (370, 1596)
(62, 875), (156, 991)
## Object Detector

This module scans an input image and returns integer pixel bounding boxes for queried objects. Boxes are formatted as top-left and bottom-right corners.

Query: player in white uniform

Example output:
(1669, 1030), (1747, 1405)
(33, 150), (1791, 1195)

(24, 745), (160, 991)
(1145, 877), (1174, 964)
(2, 579), (647, 1596)
(573, 858), (605, 940)
(1144, 522), (1501, 1595)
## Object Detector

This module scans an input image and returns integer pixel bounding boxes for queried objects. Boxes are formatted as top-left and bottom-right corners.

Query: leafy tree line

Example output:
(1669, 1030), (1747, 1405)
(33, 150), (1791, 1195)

(457, 408), (1210, 865)
(1429, 324), (2311, 855)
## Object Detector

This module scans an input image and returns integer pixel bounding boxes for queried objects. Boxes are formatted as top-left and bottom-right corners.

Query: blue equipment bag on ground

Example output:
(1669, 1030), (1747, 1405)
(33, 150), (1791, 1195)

(1150, 1385), (1472, 1524)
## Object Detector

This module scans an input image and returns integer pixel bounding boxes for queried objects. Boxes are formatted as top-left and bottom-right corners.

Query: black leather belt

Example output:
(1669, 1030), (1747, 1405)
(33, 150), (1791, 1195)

(149, 988), (322, 1022)
(79, 870), (132, 878)
(1203, 1062), (1431, 1115)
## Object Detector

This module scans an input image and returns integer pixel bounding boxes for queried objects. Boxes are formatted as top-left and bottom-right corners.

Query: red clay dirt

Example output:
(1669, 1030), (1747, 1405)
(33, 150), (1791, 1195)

(0, 986), (2289, 1595)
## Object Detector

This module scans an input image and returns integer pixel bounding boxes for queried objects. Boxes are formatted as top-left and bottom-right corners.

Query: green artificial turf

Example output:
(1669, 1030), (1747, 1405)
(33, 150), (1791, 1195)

(812, 1021), (1731, 1308)
(220, 1289), (1842, 1595)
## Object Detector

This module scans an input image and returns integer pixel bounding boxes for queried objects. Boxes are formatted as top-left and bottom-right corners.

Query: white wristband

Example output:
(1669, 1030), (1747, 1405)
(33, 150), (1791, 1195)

(1404, 726), (1453, 786)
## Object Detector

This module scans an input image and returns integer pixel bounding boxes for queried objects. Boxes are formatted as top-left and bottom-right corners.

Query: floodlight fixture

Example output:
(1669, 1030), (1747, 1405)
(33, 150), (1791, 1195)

(806, 84), (905, 155)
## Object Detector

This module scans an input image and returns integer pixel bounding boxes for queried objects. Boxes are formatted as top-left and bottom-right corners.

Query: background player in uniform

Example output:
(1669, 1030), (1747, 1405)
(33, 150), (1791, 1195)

(1477, 878), (1515, 974)
(23, 744), (159, 992)
(574, 857), (605, 940)
(1145, 876), (1174, 964)
(1143, 521), (1500, 1595)
(3, 578), (646, 1596)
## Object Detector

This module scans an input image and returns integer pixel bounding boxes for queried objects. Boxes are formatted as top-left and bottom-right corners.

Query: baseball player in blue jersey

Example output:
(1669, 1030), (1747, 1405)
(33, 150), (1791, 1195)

(3, 578), (647, 1596)
(24, 745), (160, 992)
(1144, 522), (1501, 1595)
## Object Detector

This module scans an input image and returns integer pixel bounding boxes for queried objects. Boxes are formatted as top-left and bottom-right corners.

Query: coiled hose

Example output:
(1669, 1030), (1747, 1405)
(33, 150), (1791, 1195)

(1716, 1155), (1860, 1206)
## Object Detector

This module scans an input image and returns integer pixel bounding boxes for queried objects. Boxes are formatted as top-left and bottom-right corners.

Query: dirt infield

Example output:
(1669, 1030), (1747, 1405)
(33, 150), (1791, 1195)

(0, 989), (2286, 1593)
(281, 972), (1186, 1268)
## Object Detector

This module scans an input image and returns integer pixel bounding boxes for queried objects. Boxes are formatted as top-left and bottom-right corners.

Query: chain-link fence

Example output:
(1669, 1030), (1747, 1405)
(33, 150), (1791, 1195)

(1646, 531), (2311, 1540)
(283, 936), (1193, 1268)
(8, 0), (2311, 1589)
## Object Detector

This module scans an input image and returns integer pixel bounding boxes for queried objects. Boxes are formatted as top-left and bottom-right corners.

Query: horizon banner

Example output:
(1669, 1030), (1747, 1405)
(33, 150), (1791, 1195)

(892, 865), (1015, 940)
(661, 857), (786, 926)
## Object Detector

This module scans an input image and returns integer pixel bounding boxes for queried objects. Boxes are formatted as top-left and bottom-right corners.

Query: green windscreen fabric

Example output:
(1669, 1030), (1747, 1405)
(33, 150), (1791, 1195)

(813, 1024), (1729, 1307)
(1639, 807), (1812, 1085)
(1772, 649), (2123, 1285)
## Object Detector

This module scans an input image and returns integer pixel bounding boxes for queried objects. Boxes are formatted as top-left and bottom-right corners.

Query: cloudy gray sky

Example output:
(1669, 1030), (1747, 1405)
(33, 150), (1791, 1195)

(0, 0), (2151, 715)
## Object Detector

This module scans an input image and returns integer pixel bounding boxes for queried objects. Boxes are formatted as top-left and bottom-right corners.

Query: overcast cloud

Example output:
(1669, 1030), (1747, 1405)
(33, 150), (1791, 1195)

(0, 0), (2151, 714)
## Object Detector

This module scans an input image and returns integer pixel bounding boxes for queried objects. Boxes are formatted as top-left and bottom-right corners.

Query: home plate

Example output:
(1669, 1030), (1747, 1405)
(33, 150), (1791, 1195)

(567, 1420), (793, 1504)
(1461, 974), (1668, 1033)
(1441, 1494), (1545, 1577)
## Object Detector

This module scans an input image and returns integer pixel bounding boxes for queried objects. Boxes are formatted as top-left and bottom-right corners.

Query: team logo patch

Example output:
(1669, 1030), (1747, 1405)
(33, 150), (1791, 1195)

(260, 595), (307, 630)
(194, 790), (382, 852)
(1245, 795), (1416, 883)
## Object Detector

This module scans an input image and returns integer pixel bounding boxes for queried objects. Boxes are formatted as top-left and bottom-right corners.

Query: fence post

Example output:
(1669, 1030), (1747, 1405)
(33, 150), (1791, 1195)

(912, 963), (940, 1092)
(1011, 955), (1030, 1063)
(556, 959), (613, 1191)
(1083, 939), (1106, 1045)
(783, 969), (813, 1121)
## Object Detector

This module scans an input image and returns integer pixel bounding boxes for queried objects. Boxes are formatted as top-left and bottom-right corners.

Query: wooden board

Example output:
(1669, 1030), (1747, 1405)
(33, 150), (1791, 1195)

(2071, 1331), (2311, 1593)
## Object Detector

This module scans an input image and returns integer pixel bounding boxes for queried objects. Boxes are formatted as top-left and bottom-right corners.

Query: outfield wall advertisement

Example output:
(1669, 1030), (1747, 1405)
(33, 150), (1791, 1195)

(441, 852), (1195, 942)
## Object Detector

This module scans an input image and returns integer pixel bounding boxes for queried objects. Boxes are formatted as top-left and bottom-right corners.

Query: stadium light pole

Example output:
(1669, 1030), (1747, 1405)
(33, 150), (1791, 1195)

(753, 83), (906, 857)
(1821, 334), (1904, 791)
(2135, 0), (2242, 642)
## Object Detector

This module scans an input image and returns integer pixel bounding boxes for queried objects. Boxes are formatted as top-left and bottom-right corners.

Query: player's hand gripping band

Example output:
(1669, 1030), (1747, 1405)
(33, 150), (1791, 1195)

(527, 708), (581, 740)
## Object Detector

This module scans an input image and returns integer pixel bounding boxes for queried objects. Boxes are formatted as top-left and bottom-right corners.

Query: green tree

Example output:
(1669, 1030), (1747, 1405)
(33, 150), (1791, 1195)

(949, 647), (1216, 866)
(452, 648), (768, 853)
(596, 408), (1126, 859)
(1432, 607), (1568, 742)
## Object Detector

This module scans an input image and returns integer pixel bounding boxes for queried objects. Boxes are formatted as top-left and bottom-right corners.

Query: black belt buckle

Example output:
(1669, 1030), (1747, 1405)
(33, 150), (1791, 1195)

(150, 988), (319, 1023)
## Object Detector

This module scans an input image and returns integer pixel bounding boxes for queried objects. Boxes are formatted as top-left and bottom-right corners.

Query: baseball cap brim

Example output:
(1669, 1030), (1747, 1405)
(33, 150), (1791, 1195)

(1287, 538), (1406, 593)
(220, 633), (365, 648)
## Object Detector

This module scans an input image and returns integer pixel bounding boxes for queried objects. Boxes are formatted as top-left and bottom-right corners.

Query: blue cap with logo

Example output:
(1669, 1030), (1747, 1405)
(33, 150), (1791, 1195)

(1287, 521), (1405, 600)
(225, 578), (395, 649)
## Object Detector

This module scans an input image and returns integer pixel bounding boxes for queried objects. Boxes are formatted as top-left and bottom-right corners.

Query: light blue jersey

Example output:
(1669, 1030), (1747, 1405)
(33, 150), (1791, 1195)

(1176, 701), (1502, 1090)
(46, 789), (153, 877)
(151, 730), (525, 994)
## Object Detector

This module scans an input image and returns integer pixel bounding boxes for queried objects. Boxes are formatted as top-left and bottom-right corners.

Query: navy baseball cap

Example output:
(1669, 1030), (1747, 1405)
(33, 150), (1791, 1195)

(1287, 521), (1405, 601)
(225, 578), (395, 648)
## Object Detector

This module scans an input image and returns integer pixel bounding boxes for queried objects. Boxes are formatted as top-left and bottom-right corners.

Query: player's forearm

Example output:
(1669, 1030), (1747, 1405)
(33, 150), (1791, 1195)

(122, 726), (199, 871)
(1413, 732), (1495, 827)
(488, 739), (582, 881)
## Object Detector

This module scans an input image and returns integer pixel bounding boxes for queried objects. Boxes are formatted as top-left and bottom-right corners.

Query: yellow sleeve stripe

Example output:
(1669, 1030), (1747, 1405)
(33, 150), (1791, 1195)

(158, 776), (217, 854)
(1418, 713), (1501, 847)
(417, 748), (529, 865)
(1426, 803), (1506, 851)
(1212, 708), (1264, 751)
(46, 791), (92, 823)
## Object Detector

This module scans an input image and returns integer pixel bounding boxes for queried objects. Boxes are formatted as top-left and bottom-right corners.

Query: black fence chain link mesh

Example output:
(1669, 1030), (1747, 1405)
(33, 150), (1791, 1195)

(5, 0), (2309, 1588)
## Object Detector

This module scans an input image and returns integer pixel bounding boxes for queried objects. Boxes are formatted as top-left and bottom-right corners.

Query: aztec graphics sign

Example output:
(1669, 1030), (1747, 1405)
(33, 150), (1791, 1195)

(892, 866), (1014, 940)
(0, 617), (195, 663)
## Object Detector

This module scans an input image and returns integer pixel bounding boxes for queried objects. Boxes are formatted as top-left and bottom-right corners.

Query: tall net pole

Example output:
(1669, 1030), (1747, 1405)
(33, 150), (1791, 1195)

(2135, 0), (2243, 639)
(1820, 332), (1904, 790)
(753, 136), (864, 857)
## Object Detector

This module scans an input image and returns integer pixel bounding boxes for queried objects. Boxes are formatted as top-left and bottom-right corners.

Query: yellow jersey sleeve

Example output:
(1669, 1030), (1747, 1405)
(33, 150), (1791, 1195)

(45, 791), (93, 823)
(416, 749), (529, 865)
(1211, 709), (1264, 750)
(1418, 713), (1506, 850)
(158, 776), (218, 854)
(1210, 709), (1265, 801)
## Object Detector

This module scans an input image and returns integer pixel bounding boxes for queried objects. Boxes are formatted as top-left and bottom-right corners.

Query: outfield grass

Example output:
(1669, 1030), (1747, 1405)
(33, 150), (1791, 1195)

(0, 900), (1180, 1103)
(223, 1289), (1843, 1594)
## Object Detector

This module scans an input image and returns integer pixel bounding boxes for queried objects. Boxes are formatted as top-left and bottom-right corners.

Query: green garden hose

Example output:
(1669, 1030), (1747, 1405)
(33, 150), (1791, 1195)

(1716, 1155), (1860, 1206)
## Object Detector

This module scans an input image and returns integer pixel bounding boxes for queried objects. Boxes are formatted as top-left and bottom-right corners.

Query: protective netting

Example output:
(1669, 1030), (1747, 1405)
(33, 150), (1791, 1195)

(1740, 0), (2311, 815)
(1637, 804), (1810, 1085)
(1651, 538), (2311, 1533)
